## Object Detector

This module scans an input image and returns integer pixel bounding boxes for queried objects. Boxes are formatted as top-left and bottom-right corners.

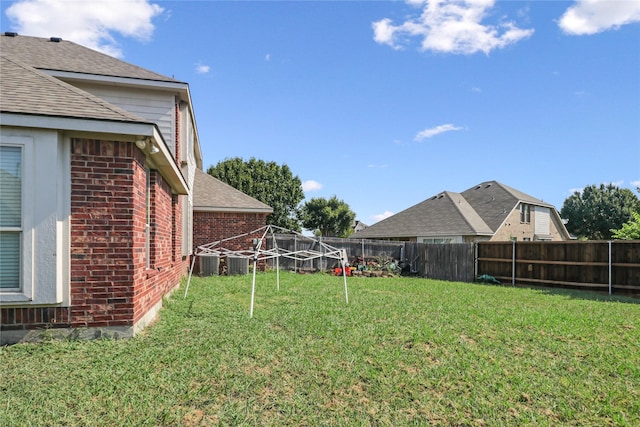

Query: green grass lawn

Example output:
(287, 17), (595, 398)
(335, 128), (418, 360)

(1, 273), (639, 426)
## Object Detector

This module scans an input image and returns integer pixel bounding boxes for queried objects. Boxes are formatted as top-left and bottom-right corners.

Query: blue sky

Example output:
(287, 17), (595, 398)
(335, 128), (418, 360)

(2, 0), (639, 225)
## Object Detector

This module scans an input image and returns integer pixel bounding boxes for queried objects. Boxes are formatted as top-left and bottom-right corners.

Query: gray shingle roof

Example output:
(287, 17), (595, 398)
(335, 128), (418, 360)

(461, 181), (551, 231)
(354, 191), (492, 239)
(0, 55), (147, 122)
(193, 169), (273, 213)
(0, 34), (178, 83)
(354, 180), (550, 239)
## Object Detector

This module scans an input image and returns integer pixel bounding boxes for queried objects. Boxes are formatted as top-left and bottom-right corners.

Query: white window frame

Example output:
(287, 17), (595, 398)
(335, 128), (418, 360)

(520, 204), (531, 223)
(421, 236), (460, 244)
(0, 130), (70, 305)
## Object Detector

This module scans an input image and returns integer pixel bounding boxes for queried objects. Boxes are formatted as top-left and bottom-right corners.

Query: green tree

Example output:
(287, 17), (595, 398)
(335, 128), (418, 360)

(560, 184), (640, 240)
(298, 196), (356, 237)
(611, 211), (640, 240)
(207, 157), (304, 231)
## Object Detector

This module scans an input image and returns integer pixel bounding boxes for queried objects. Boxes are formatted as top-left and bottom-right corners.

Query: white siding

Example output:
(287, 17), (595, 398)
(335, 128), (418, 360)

(75, 84), (176, 154)
(0, 129), (70, 305)
(534, 206), (550, 235)
(180, 102), (196, 256)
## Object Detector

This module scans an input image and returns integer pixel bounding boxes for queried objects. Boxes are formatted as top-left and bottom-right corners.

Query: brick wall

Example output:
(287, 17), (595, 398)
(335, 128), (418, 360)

(492, 206), (568, 242)
(1, 138), (189, 334)
(68, 139), (143, 328)
(193, 211), (269, 272)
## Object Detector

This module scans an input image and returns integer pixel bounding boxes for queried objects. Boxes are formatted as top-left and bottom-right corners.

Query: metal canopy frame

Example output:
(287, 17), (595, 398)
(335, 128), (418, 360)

(184, 225), (349, 317)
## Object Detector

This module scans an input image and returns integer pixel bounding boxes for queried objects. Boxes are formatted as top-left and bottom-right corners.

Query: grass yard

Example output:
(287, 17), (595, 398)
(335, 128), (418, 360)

(1, 273), (639, 426)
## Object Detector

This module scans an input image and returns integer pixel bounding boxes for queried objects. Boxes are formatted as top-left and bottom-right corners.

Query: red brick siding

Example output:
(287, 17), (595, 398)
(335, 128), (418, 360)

(68, 139), (142, 328)
(1, 138), (189, 332)
(133, 170), (188, 325)
(1, 307), (70, 331)
(193, 211), (269, 272)
(193, 211), (269, 249)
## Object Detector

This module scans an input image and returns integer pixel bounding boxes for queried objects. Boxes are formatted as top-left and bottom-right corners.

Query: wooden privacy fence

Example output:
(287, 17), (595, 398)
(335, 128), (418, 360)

(267, 235), (407, 273)
(267, 235), (474, 282)
(477, 240), (640, 294)
(423, 243), (476, 283)
(266, 236), (639, 294)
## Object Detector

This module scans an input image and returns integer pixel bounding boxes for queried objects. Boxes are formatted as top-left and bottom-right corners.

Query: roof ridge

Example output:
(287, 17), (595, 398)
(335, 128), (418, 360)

(444, 191), (493, 234)
(0, 34), (181, 83)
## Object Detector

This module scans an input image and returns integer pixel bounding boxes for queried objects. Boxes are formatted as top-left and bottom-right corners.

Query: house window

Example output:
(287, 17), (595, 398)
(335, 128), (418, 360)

(422, 237), (455, 244)
(520, 204), (531, 223)
(0, 145), (22, 289)
(0, 132), (70, 305)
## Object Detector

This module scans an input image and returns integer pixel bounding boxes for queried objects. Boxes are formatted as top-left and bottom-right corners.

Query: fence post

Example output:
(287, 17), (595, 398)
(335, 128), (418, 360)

(474, 242), (478, 282)
(512, 240), (516, 285)
(608, 240), (612, 295)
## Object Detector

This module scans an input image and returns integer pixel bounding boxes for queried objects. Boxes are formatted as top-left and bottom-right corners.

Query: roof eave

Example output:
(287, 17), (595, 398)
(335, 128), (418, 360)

(1, 113), (189, 195)
(45, 69), (187, 90)
(194, 206), (273, 214)
(0, 112), (152, 136)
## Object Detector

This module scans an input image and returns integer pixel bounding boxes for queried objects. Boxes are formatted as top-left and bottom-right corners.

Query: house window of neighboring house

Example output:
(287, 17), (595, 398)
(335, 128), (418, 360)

(520, 204), (531, 223)
(423, 237), (455, 244)
(0, 145), (22, 289)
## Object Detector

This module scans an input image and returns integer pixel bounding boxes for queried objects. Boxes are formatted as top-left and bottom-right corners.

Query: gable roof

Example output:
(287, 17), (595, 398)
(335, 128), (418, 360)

(0, 33), (177, 83)
(193, 169), (273, 214)
(354, 190), (493, 239)
(354, 180), (553, 239)
(0, 33), (192, 195)
(0, 55), (147, 123)
(460, 181), (553, 231)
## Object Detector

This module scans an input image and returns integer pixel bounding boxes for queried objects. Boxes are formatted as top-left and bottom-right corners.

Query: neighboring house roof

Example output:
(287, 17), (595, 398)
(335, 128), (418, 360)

(460, 181), (553, 231)
(354, 180), (554, 239)
(0, 33), (178, 83)
(193, 169), (273, 214)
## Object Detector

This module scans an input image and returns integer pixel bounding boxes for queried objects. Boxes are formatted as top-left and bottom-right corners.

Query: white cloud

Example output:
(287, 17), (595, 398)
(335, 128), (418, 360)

(371, 211), (394, 223)
(5, 0), (164, 58)
(195, 63), (211, 74)
(265, 53), (271, 61)
(372, 0), (534, 55)
(302, 180), (323, 192)
(414, 123), (462, 141)
(630, 180), (640, 188)
(559, 0), (640, 35)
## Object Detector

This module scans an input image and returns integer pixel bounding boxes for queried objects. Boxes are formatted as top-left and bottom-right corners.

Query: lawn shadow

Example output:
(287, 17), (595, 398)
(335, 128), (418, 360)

(487, 282), (640, 305)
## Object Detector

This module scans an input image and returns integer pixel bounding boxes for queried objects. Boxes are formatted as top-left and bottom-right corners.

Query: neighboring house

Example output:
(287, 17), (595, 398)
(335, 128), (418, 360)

(192, 168), (272, 273)
(353, 181), (571, 243)
(353, 220), (368, 233)
(0, 33), (203, 344)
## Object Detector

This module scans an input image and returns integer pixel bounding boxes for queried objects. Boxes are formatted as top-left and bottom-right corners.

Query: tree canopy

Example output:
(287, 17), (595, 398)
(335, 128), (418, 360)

(298, 196), (356, 238)
(611, 211), (640, 240)
(560, 184), (640, 240)
(207, 157), (304, 231)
